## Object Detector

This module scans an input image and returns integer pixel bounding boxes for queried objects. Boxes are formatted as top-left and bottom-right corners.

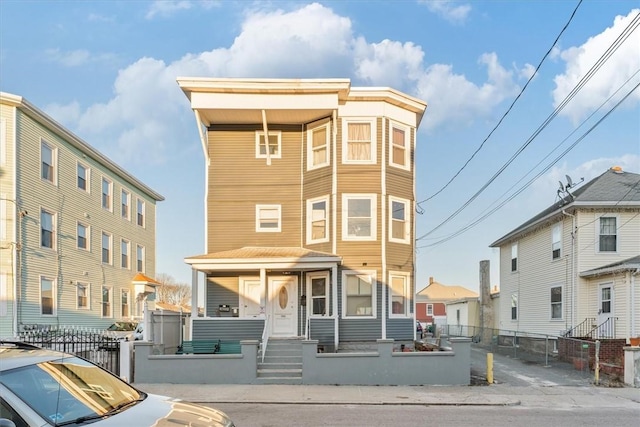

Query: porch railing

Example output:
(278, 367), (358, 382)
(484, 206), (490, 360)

(563, 317), (618, 339)
(563, 318), (595, 338)
(260, 315), (271, 363)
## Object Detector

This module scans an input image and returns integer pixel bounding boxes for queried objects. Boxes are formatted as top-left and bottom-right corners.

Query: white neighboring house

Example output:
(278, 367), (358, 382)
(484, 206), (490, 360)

(0, 92), (164, 338)
(490, 167), (640, 340)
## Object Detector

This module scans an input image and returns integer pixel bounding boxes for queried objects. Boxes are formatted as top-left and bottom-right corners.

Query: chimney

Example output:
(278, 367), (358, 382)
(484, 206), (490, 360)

(429, 276), (434, 285)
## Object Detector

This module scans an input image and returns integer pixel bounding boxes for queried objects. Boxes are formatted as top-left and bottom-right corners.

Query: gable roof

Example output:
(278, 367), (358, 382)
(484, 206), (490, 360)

(416, 280), (478, 301)
(490, 167), (640, 247)
(579, 255), (640, 278)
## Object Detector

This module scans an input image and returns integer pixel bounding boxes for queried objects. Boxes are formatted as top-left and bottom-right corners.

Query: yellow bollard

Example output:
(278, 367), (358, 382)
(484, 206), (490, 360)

(487, 353), (494, 384)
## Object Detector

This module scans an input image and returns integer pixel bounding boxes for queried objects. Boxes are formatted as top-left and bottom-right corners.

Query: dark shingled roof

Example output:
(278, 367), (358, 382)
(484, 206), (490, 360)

(490, 168), (640, 247)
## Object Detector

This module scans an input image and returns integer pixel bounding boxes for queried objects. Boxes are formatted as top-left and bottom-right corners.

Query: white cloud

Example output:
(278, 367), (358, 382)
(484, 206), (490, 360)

(518, 63), (536, 80)
(419, 0), (472, 24)
(146, 0), (220, 19)
(44, 48), (117, 67)
(53, 3), (519, 163)
(553, 9), (640, 123)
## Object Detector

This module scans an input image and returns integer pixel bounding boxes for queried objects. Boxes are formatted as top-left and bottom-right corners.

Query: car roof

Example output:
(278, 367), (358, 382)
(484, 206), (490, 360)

(0, 343), (69, 371)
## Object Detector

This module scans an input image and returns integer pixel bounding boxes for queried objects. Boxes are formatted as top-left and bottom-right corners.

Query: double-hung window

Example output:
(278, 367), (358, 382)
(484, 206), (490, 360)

(389, 197), (410, 244)
(389, 122), (410, 170)
(307, 272), (329, 316)
(136, 245), (145, 273)
(102, 178), (112, 211)
(307, 123), (329, 169)
(307, 196), (329, 244)
(137, 199), (145, 227)
(598, 216), (617, 252)
(256, 204), (281, 232)
(102, 232), (112, 265)
(77, 282), (89, 310)
(511, 243), (518, 272)
(343, 194), (376, 241)
(121, 239), (130, 269)
(550, 285), (562, 319)
(102, 286), (112, 317)
(121, 289), (130, 318)
(427, 304), (433, 316)
(40, 276), (55, 316)
(121, 189), (131, 220)
(255, 131), (281, 162)
(343, 270), (376, 318)
(77, 222), (89, 250)
(41, 140), (56, 184)
(511, 293), (518, 320)
(389, 272), (410, 317)
(40, 209), (55, 249)
(552, 223), (562, 260)
(343, 119), (376, 164)
(77, 162), (89, 192)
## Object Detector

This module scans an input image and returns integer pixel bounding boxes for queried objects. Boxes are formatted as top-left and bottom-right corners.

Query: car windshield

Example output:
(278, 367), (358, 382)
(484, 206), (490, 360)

(106, 322), (137, 332)
(0, 356), (144, 426)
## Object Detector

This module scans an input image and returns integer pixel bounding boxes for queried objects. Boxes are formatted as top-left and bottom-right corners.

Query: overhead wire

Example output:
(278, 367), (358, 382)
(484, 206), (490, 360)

(416, 11), (640, 241)
(417, 0), (584, 206)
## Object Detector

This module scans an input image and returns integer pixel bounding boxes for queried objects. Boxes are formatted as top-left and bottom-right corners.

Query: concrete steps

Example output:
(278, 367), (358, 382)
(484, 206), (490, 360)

(257, 338), (303, 385)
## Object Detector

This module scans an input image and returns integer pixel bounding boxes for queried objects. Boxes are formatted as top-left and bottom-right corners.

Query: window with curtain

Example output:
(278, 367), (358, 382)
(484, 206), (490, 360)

(308, 125), (329, 168)
(598, 217), (617, 252)
(390, 125), (408, 169)
(550, 286), (562, 319)
(346, 122), (372, 162)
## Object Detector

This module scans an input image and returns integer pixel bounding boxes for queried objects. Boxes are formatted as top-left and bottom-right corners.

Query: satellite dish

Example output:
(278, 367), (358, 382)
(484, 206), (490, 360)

(566, 175), (573, 188)
(558, 181), (565, 192)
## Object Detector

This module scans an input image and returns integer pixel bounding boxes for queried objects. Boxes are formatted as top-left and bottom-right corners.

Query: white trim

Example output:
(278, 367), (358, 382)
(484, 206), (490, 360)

(121, 188), (131, 221)
(306, 195), (330, 244)
(256, 204), (282, 232)
(101, 230), (112, 265)
(0, 118), (6, 165)
(550, 283), (563, 321)
(255, 130), (282, 159)
(121, 289), (131, 318)
(101, 176), (113, 212)
(388, 271), (410, 318)
(307, 122), (330, 170)
(101, 285), (113, 318)
(76, 281), (90, 310)
(76, 221), (90, 251)
(306, 271), (330, 317)
(426, 304), (433, 316)
(136, 244), (145, 273)
(551, 222), (562, 260)
(388, 196), (410, 244)
(341, 270), (377, 319)
(388, 120), (410, 170)
(511, 242), (518, 272)
(342, 194), (377, 241)
(39, 275), (56, 316)
(40, 138), (57, 186)
(595, 214), (619, 253)
(76, 160), (90, 193)
(239, 276), (264, 318)
(341, 117), (376, 164)
(136, 198), (146, 228)
(121, 238), (131, 270)
(40, 207), (56, 251)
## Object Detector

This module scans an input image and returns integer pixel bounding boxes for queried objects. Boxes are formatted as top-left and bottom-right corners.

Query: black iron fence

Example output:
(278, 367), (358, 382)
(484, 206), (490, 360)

(18, 325), (121, 375)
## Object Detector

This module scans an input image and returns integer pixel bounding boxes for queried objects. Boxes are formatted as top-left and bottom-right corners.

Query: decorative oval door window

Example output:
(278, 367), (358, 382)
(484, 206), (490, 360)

(278, 285), (288, 309)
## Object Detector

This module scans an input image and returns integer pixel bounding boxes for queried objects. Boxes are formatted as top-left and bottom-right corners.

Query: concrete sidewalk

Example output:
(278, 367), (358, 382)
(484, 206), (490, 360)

(133, 383), (640, 409)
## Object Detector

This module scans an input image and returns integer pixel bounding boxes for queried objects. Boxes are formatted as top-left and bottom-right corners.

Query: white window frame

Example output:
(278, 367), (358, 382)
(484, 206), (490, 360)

(121, 189), (131, 220)
(101, 177), (112, 211)
(255, 131), (282, 159)
(550, 284), (563, 320)
(101, 231), (112, 265)
(121, 289), (130, 318)
(137, 244), (145, 273)
(389, 196), (410, 244)
(40, 276), (56, 316)
(102, 286), (113, 318)
(342, 194), (376, 241)
(389, 121), (410, 170)
(307, 123), (330, 170)
(426, 304), (434, 316)
(342, 270), (377, 319)
(76, 282), (90, 310)
(41, 139), (57, 185)
(137, 198), (145, 227)
(256, 204), (281, 232)
(77, 161), (90, 193)
(306, 196), (329, 244)
(77, 221), (90, 251)
(121, 239), (130, 269)
(389, 271), (410, 318)
(511, 242), (518, 272)
(40, 208), (56, 250)
(511, 293), (518, 320)
(307, 272), (330, 317)
(342, 118), (376, 164)
(552, 223), (562, 260)
(596, 215), (618, 253)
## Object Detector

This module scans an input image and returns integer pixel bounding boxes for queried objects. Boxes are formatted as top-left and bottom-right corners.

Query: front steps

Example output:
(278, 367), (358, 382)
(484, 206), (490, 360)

(257, 338), (303, 385)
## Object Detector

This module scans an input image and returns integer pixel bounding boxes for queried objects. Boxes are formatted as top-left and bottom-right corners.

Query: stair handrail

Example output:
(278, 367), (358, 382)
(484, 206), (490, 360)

(563, 317), (594, 337)
(260, 314), (270, 363)
(586, 316), (617, 339)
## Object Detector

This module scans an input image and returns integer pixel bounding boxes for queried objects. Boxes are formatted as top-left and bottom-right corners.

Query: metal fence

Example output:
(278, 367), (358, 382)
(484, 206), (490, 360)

(18, 325), (121, 375)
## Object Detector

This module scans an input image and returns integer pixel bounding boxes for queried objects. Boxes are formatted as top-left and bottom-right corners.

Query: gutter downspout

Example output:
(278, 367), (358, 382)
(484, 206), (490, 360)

(632, 269), (639, 338)
(261, 110), (271, 166)
(332, 110), (339, 349)
(381, 118), (387, 340)
(562, 209), (576, 330)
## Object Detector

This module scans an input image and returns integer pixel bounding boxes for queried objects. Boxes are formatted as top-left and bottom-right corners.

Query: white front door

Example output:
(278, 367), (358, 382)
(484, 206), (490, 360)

(269, 276), (298, 337)
(597, 283), (613, 337)
(240, 278), (263, 318)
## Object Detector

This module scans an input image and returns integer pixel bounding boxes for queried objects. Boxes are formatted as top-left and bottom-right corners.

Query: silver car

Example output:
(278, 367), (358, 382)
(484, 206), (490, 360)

(0, 341), (235, 427)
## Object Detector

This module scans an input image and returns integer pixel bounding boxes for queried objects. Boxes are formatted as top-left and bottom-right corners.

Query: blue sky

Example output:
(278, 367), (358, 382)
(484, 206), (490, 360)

(1, 1), (639, 297)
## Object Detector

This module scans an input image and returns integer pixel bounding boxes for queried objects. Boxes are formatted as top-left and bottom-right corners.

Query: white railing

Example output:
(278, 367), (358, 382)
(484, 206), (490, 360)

(260, 315), (271, 363)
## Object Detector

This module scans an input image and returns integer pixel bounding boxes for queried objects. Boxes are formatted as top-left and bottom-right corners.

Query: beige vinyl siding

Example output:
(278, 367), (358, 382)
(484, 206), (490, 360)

(14, 109), (157, 329)
(207, 126), (302, 251)
(0, 104), (16, 335)
(579, 274), (631, 338)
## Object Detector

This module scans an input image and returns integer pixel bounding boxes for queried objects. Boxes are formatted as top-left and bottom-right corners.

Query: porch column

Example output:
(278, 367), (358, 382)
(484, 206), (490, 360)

(333, 265), (339, 349)
(260, 268), (267, 314)
(190, 268), (198, 340)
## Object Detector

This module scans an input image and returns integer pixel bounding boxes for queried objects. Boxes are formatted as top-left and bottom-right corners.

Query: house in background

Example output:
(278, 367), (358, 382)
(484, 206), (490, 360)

(490, 167), (640, 341)
(178, 78), (427, 352)
(0, 92), (164, 338)
(415, 276), (479, 329)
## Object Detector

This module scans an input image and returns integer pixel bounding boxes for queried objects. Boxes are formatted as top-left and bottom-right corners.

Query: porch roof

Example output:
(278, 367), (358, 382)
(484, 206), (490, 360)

(579, 255), (640, 278)
(184, 246), (342, 271)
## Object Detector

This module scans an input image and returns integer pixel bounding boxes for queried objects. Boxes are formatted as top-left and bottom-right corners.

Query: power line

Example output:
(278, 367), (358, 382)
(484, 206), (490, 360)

(418, 0), (584, 205)
(416, 12), (640, 241)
